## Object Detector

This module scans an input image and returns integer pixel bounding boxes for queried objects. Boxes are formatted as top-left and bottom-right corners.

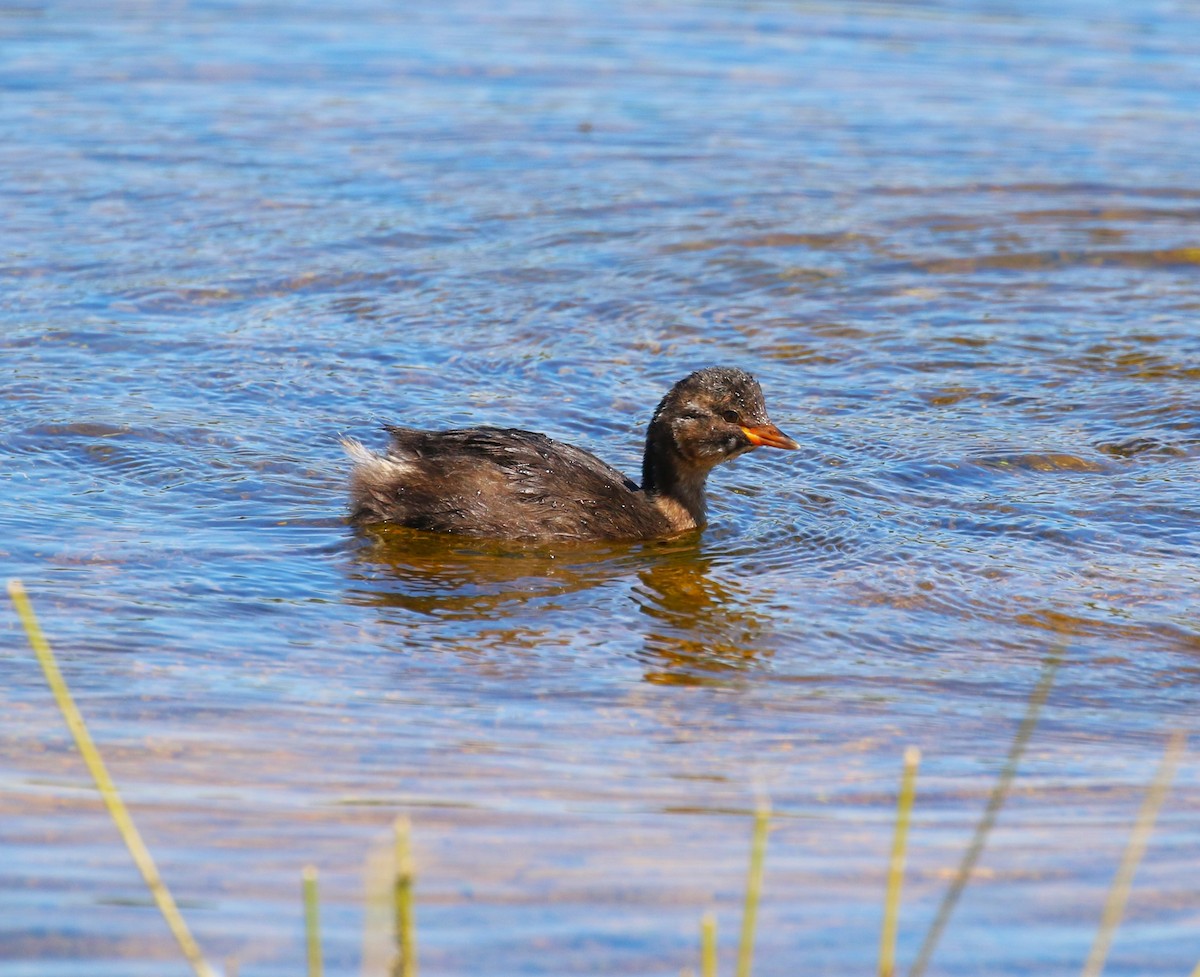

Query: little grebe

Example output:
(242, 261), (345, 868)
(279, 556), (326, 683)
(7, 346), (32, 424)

(343, 366), (798, 541)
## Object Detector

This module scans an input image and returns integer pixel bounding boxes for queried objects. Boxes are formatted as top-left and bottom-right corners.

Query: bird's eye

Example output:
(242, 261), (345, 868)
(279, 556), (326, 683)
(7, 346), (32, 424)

(721, 409), (740, 424)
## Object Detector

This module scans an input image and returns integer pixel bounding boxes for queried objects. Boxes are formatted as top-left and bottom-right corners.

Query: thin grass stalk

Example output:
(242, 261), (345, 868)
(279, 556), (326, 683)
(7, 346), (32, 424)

(361, 839), (396, 976)
(880, 747), (920, 977)
(392, 816), (418, 977)
(1080, 730), (1186, 977)
(700, 911), (718, 977)
(304, 865), (323, 977)
(7, 580), (218, 977)
(908, 650), (1062, 977)
(735, 802), (770, 977)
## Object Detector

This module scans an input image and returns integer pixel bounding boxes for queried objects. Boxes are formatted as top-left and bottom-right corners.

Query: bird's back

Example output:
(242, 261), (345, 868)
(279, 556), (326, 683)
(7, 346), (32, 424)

(345, 426), (673, 541)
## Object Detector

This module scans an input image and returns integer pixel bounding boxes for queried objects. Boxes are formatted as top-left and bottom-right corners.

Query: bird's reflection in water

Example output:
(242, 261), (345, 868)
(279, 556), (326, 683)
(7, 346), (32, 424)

(344, 523), (638, 619)
(345, 524), (770, 684)
(632, 550), (769, 686)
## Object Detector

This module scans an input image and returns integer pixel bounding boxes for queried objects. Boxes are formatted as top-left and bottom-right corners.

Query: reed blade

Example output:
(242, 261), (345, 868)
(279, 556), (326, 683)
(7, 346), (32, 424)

(700, 910), (717, 977)
(735, 802), (770, 977)
(303, 865), (324, 977)
(880, 747), (920, 977)
(7, 579), (218, 977)
(392, 816), (418, 977)
(1080, 730), (1186, 977)
(908, 650), (1062, 977)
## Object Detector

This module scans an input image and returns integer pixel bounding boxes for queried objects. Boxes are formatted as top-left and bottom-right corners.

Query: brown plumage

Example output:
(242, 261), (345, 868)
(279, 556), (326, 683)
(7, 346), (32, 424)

(343, 366), (798, 541)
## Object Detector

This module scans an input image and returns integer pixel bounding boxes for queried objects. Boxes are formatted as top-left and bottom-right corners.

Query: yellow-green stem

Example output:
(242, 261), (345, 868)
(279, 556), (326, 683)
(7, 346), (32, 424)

(1081, 730), (1186, 977)
(7, 580), (217, 977)
(700, 911), (717, 977)
(393, 816), (418, 977)
(303, 865), (323, 977)
(879, 747), (920, 977)
(735, 803), (770, 977)
(909, 650), (1062, 977)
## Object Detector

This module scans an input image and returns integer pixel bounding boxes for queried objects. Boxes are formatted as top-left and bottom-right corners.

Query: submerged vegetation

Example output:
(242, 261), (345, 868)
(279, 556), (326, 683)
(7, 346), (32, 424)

(7, 580), (1193, 977)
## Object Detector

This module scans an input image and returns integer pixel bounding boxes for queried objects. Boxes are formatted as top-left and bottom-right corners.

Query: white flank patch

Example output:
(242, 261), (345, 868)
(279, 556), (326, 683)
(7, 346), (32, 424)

(340, 436), (413, 483)
(339, 436), (377, 465)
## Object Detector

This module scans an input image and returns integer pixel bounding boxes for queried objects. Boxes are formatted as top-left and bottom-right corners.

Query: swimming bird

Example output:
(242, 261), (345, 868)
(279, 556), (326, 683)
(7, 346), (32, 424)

(343, 366), (798, 541)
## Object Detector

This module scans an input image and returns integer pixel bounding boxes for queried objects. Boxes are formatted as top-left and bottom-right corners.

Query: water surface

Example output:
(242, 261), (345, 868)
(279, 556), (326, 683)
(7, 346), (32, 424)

(2, 2), (1199, 975)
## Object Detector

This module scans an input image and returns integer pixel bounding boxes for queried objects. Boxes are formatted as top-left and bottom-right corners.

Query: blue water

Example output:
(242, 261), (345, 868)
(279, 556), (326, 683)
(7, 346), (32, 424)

(2, 1), (1199, 975)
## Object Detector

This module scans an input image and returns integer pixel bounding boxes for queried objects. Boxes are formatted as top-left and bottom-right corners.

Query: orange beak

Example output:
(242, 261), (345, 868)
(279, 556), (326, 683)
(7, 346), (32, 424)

(740, 423), (800, 450)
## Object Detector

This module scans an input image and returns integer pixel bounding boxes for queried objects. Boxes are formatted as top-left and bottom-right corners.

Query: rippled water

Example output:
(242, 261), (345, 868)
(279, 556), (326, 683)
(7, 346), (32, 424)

(2, 1), (1199, 975)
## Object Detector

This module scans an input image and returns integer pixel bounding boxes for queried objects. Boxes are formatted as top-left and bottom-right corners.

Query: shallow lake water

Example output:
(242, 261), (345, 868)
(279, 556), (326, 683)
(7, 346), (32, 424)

(2, 1), (1199, 975)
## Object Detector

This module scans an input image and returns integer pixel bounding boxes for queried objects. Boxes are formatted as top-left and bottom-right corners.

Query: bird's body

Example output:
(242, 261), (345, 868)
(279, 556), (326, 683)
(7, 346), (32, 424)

(345, 425), (675, 540)
(344, 367), (797, 542)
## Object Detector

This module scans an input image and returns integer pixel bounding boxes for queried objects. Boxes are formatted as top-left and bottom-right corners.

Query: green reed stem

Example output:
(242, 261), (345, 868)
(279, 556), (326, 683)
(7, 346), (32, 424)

(735, 802), (770, 977)
(393, 816), (418, 977)
(880, 747), (920, 977)
(700, 910), (718, 977)
(908, 650), (1062, 977)
(1081, 730), (1186, 977)
(7, 580), (218, 977)
(303, 865), (323, 977)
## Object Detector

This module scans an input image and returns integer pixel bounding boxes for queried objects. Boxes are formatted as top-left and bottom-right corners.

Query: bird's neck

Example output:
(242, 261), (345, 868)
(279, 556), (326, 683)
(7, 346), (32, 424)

(642, 434), (708, 532)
